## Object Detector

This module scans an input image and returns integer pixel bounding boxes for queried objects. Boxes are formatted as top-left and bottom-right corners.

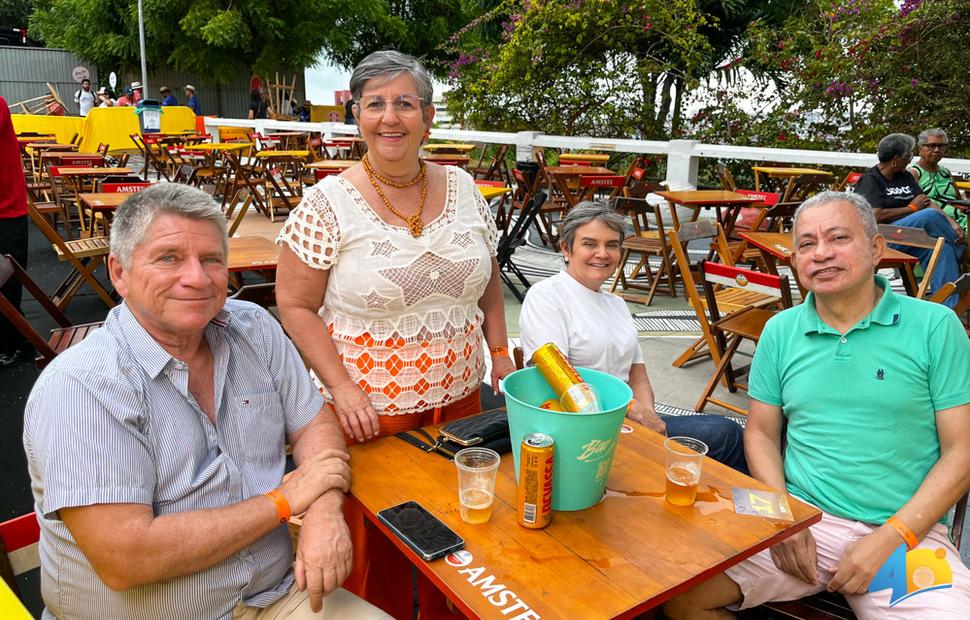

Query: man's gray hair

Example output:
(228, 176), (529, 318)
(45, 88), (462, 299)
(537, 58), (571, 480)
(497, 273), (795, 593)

(917, 128), (948, 146)
(110, 183), (227, 268)
(558, 200), (627, 252)
(876, 133), (915, 163)
(793, 191), (878, 240)
(350, 50), (434, 106)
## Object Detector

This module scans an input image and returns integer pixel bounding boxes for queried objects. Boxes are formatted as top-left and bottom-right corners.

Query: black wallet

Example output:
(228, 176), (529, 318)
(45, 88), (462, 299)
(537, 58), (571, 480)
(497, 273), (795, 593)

(396, 409), (511, 459)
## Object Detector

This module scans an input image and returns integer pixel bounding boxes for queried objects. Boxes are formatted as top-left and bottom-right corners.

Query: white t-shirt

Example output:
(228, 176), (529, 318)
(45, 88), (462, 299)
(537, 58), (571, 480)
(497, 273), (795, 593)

(76, 89), (96, 116)
(519, 270), (644, 381)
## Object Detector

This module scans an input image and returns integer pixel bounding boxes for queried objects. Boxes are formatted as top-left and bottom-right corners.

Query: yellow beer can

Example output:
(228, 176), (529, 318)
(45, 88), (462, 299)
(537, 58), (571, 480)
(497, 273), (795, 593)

(531, 342), (600, 413)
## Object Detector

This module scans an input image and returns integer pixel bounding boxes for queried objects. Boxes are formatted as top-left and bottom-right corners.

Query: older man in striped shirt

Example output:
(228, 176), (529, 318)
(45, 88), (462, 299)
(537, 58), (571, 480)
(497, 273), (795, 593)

(23, 184), (390, 619)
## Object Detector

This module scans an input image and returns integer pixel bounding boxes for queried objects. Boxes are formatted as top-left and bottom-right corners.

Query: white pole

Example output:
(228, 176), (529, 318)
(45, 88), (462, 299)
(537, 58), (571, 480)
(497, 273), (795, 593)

(137, 0), (148, 94)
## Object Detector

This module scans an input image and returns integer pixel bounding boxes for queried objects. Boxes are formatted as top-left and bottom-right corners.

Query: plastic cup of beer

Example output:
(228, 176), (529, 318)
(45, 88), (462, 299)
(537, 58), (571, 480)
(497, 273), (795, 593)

(454, 447), (501, 524)
(664, 436), (708, 506)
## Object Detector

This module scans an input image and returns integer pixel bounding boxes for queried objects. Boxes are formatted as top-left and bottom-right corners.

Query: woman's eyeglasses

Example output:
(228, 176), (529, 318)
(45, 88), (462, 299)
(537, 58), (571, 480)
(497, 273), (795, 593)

(921, 143), (947, 150)
(356, 94), (425, 118)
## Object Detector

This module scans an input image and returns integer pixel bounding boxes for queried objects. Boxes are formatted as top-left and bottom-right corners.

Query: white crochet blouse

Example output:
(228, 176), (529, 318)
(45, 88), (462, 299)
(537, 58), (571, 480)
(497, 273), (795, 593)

(278, 167), (499, 415)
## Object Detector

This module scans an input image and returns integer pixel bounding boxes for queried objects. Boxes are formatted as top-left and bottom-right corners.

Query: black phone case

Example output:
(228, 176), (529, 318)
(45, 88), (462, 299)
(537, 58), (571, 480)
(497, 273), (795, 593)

(377, 501), (464, 561)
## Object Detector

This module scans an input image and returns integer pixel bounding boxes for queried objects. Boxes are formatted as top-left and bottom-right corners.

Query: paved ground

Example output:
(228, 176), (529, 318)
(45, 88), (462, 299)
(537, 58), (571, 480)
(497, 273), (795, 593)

(4, 203), (968, 617)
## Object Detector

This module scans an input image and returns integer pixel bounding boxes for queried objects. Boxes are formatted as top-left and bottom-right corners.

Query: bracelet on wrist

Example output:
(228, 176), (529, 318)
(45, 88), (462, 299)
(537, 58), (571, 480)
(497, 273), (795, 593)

(265, 489), (292, 524)
(908, 203), (919, 212)
(489, 345), (509, 358)
(886, 515), (918, 550)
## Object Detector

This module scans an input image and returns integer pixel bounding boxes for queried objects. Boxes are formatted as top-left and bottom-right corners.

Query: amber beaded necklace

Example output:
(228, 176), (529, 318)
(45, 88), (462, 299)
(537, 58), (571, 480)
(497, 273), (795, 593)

(362, 154), (428, 237)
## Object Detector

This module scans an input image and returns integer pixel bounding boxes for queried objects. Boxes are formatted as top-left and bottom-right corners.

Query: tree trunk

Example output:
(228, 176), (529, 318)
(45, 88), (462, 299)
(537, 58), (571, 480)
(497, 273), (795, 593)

(637, 59), (658, 138)
(671, 76), (684, 134)
(655, 73), (672, 134)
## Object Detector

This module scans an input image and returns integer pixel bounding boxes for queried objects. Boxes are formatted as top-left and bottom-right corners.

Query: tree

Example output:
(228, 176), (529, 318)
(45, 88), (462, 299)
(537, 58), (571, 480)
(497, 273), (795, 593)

(29, 0), (358, 83)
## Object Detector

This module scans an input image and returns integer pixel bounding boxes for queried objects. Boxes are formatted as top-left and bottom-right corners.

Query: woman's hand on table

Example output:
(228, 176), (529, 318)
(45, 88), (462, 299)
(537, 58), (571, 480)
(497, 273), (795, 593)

(490, 355), (516, 395)
(330, 381), (380, 442)
(627, 399), (667, 435)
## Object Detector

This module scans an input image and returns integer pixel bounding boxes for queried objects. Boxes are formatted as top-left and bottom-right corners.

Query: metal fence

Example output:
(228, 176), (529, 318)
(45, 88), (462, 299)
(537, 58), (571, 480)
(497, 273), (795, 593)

(0, 46), (304, 119)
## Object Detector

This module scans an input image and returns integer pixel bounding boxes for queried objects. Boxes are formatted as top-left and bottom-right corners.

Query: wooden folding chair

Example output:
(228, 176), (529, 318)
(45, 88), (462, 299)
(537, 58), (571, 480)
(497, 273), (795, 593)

(577, 174), (626, 204)
(1, 512), (39, 601)
(508, 167), (557, 245)
(834, 170), (864, 192)
(27, 203), (115, 310)
(693, 260), (793, 415)
(470, 143), (511, 184)
(0, 254), (106, 368)
(716, 162), (737, 191)
(137, 134), (172, 181)
(781, 174), (824, 203)
(878, 223), (945, 299)
(222, 151), (271, 231)
(609, 182), (677, 305)
(261, 155), (306, 222)
(668, 220), (780, 369)
(497, 189), (548, 302)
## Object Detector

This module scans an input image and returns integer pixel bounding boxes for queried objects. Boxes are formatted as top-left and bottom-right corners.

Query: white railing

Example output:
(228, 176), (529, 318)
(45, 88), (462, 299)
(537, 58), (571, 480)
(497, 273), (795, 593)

(202, 117), (970, 187)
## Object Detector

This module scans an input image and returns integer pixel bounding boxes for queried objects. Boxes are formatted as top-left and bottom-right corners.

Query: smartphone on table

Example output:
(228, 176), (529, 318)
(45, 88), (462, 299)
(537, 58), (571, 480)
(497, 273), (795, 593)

(377, 500), (465, 561)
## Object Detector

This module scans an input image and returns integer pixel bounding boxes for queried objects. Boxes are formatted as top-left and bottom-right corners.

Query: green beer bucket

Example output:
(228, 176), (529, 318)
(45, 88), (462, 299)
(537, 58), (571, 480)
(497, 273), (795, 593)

(504, 367), (632, 511)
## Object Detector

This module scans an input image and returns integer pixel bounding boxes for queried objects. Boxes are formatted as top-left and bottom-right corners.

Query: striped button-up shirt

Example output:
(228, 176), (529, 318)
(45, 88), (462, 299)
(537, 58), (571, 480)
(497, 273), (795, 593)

(23, 300), (323, 620)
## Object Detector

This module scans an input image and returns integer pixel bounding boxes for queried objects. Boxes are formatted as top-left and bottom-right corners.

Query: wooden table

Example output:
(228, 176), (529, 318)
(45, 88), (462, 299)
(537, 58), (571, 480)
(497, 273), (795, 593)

(423, 143), (476, 154)
(559, 153), (611, 164)
(423, 154), (471, 167)
(227, 236), (280, 273)
(752, 166), (833, 193)
(656, 190), (763, 235)
(740, 231), (920, 297)
(78, 192), (131, 232)
(341, 421), (820, 619)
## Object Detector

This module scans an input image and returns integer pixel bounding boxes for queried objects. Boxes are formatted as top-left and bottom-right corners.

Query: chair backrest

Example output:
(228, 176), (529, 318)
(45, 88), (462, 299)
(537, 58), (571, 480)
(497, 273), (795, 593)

(0, 512), (40, 597)
(699, 260), (793, 321)
(716, 163), (737, 191)
(878, 223), (945, 299)
(0, 254), (71, 364)
(783, 174), (824, 203)
(229, 282), (277, 310)
(101, 182), (151, 193)
(96, 142), (109, 156)
(613, 183), (667, 241)
(836, 171), (864, 192)
(172, 164), (197, 185)
(498, 189), (548, 265)
(929, 272), (970, 304)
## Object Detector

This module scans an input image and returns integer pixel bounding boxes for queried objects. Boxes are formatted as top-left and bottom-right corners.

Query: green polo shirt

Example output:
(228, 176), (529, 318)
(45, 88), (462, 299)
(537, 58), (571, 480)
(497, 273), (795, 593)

(748, 276), (970, 524)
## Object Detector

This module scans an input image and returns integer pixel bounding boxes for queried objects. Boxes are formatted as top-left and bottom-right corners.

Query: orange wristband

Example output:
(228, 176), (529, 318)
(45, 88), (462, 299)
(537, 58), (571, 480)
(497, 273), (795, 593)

(489, 345), (509, 358)
(886, 515), (918, 550)
(265, 490), (291, 524)
(908, 203), (919, 212)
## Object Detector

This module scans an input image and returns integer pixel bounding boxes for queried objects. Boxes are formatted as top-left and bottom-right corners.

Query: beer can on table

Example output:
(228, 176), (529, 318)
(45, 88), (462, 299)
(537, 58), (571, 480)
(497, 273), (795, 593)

(517, 433), (554, 528)
(532, 342), (600, 413)
(538, 398), (564, 412)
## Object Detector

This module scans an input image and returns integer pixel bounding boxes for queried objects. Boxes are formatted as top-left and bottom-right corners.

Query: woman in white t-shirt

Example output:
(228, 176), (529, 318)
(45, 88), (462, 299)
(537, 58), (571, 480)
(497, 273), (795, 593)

(519, 201), (747, 472)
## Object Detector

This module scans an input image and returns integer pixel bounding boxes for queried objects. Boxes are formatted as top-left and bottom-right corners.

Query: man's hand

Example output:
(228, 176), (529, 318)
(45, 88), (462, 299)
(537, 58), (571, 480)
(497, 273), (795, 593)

(913, 194), (933, 210)
(627, 399), (666, 435)
(329, 381), (380, 443)
(279, 449), (350, 515)
(295, 505), (354, 612)
(769, 528), (819, 584)
(490, 355), (516, 395)
(827, 526), (900, 596)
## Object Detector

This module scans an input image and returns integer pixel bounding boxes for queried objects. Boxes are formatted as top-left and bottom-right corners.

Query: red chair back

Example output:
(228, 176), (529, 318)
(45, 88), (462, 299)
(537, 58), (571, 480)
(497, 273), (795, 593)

(579, 175), (626, 189)
(701, 260), (786, 299)
(59, 155), (104, 167)
(101, 182), (152, 193)
(1, 512), (40, 576)
(474, 180), (506, 187)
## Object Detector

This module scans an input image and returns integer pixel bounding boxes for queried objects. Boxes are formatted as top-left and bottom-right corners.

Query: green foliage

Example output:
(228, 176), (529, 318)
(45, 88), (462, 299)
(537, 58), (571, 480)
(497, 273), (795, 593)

(29, 0), (357, 83)
(0, 0), (33, 28)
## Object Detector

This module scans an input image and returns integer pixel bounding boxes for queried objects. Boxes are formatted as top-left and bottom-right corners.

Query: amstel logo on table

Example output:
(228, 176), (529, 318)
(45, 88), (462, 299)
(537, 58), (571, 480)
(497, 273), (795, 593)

(445, 550), (541, 619)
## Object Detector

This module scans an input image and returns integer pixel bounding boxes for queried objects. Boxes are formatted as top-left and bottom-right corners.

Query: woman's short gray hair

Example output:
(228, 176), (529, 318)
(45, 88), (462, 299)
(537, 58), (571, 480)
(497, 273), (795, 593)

(793, 191), (878, 240)
(558, 201), (627, 252)
(350, 50), (434, 105)
(110, 183), (227, 268)
(876, 133), (915, 163)
(917, 128), (948, 146)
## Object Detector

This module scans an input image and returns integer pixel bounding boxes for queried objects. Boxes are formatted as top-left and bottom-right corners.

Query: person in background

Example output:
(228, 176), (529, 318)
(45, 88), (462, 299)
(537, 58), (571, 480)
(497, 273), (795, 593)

(343, 97), (355, 125)
(299, 100), (312, 122)
(159, 86), (178, 106)
(23, 183), (391, 620)
(519, 201), (747, 472)
(664, 192), (970, 619)
(96, 87), (114, 108)
(130, 81), (144, 104)
(248, 89), (272, 120)
(74, 78), (95, 116)
(115, 87), (133, 107)
(275, 50), (513, 619)
(909, 128), (967, 236)
(853, 132), (964, 307)
(184, 84), (201, 115)
(0, 96), (31, 367)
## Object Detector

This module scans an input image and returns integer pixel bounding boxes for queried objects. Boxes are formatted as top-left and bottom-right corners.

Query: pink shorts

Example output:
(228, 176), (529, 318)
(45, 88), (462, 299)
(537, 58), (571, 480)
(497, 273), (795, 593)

(725, 509), (970, 619)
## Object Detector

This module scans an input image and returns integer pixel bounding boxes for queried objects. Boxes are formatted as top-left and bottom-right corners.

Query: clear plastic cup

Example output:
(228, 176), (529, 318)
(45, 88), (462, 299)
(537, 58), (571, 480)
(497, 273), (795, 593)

(454, 447), (501, 524)
(664, 436), (708, 506)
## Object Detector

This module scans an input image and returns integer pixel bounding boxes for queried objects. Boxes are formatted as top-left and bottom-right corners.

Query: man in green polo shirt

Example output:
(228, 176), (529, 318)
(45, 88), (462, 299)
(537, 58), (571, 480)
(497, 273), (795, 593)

(665, 191), (970, 619)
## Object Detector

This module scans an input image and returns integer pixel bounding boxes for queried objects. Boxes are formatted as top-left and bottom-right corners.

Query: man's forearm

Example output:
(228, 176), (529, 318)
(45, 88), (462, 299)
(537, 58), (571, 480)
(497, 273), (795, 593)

(292, 411), (349, 516)
(745, 428), (787, 491)
(893, 449), (970, 540)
